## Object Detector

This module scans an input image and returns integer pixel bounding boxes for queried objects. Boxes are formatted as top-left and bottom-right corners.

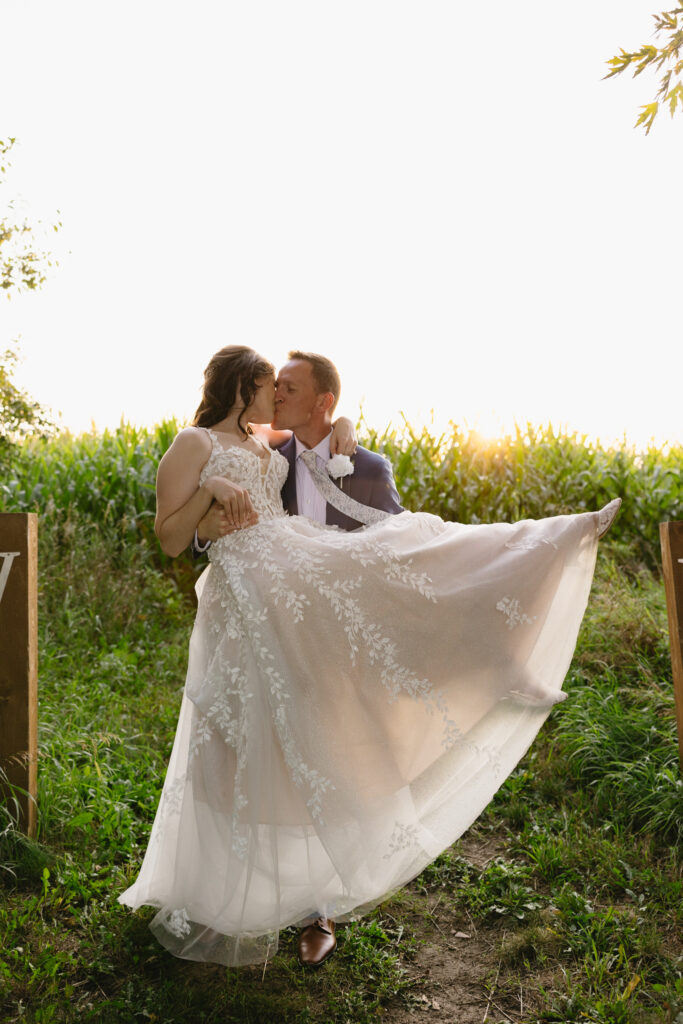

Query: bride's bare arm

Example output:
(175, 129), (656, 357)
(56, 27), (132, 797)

(255, 420), (356, 454)
(330, 416), (357, 455)
(155, 429), (255, 557)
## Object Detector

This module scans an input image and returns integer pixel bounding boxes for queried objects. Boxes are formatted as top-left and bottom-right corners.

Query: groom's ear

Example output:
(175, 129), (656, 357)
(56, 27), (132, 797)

(316, 392), (335, 414)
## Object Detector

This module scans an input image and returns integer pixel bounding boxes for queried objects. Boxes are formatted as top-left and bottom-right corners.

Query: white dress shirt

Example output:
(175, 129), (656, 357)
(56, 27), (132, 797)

(295, 431), (333, 524)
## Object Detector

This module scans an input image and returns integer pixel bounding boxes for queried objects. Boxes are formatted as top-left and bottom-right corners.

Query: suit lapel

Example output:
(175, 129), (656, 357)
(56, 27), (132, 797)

(280, 437), (298, 516)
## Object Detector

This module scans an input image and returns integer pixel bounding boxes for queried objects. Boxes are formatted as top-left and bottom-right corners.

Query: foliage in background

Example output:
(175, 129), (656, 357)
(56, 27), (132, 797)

(363, 418), (683, 568)
(1, 137), (59, 460)
(0, 421), (682, 1021)
(0, 440), (679, 1024)
(0, 345), (54, 460)
(0, 137), (61, 296)
(606, 3), (683, 132)
(0, 420), (175, 534)
(1, 418), (682, 572)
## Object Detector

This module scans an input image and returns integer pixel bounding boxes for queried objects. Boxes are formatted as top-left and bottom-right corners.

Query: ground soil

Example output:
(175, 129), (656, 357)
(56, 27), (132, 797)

(382, 836), (527, 1024)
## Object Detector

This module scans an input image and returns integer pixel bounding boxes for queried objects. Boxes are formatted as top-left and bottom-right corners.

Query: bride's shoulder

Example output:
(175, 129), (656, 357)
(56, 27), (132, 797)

(156, 427), (213, 485)
(163, 426), (212, 462)
(174, 425), (212, 447)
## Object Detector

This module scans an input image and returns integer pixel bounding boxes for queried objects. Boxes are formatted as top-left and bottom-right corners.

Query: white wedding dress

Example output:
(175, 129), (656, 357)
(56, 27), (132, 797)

(119, 433), (619, 965)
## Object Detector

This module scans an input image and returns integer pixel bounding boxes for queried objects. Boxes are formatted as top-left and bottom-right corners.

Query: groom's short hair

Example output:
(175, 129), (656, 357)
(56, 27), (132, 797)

(288, 350), (341, 413)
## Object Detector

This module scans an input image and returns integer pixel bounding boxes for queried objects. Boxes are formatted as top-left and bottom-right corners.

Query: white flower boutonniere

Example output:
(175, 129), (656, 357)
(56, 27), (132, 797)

(327, 454), (355, 479)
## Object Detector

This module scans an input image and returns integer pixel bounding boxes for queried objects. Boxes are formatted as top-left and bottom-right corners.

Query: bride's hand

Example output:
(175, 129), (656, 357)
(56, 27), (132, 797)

(197, 502), (259, 541)
(330, 416), (358, 456)
(204, 476), (256, 529)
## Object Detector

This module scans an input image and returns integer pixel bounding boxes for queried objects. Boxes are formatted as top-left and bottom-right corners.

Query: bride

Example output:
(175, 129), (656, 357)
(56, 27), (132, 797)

(119, 345), (620, 967)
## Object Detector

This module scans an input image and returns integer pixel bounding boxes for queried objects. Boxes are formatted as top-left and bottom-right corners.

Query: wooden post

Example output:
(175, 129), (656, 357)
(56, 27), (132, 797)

(659, 521), (683, 774)
(0, 513), (38, 836)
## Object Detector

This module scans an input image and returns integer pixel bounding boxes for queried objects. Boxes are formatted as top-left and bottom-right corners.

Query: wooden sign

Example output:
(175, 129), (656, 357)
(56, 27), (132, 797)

(659, 521), (683, 774)
(0, 513), (38, 836)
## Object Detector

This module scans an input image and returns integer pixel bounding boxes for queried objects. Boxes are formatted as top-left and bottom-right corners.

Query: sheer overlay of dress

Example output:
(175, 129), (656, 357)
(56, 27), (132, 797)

(119, 432), (619, 965)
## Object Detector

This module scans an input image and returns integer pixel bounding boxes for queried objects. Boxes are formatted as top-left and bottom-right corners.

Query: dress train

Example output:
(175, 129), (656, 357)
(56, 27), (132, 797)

(119, 435), (620, 965)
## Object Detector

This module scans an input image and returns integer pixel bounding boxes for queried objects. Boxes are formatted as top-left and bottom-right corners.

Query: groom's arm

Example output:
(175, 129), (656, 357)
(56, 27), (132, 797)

(347, 448), (403, 522)
(369, 456), (403, 515)
(190, 500), (258, 557)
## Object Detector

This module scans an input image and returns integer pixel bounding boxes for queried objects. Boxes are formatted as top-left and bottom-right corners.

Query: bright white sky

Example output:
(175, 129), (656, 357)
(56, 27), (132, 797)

(2, 0), (682, 448)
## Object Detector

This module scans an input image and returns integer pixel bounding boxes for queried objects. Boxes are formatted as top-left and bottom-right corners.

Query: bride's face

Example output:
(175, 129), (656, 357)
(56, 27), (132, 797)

(245, 375), (276, 424)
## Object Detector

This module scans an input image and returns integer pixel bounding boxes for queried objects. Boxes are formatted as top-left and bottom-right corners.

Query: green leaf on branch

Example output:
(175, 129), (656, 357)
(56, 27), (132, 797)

(668, 81), (683, 114)
(634, 101), (659, 133)
(0, 345), (55, 459)
(606, 5), (683, 132)
(0, 137), (61, 297)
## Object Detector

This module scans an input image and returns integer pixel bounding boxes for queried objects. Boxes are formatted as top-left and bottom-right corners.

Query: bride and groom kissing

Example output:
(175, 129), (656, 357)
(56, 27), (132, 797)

(190, 348), (403, 967)
(120, 342), (620, 971)
(192, 349), (403, 551)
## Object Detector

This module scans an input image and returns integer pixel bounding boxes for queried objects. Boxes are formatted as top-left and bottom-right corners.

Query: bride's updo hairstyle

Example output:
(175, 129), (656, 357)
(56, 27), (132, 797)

(192, 346), (275, 437)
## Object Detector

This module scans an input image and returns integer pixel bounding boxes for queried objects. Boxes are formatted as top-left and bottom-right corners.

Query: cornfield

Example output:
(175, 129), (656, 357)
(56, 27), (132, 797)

(2, 419), (683, 1022)
(1, 419), (681, 568)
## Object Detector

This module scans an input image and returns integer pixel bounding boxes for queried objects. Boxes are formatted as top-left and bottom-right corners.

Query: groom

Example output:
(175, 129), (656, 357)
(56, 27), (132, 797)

(194, 350), (403, 541)
(193, 350), (403, 966)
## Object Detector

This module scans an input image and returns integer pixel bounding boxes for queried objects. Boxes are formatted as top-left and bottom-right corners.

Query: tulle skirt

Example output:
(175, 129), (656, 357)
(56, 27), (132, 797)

(119, 505), (611, 965)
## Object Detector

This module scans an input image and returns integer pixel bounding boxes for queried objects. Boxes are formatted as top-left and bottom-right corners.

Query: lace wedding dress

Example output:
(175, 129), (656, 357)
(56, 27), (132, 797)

(119, 433), (620, 965)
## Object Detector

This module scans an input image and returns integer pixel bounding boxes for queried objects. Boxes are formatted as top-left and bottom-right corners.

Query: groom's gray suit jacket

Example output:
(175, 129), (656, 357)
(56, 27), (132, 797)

(278, 436), (403, 532)
(192, 437), (404, 557)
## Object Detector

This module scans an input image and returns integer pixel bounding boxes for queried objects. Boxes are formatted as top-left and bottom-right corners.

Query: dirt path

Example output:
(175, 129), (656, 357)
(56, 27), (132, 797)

(391, 913), (519, 1024)
(384, 836), (524, 1024)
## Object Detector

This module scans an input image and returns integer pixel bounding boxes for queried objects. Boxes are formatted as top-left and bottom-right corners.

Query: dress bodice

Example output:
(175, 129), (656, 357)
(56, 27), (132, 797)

(199, 430), (289, 523)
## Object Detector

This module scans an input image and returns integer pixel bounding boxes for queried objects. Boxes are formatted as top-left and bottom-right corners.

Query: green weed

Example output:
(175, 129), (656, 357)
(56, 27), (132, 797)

(3, 417), (683, 572)
(1, 420), (682, 1022)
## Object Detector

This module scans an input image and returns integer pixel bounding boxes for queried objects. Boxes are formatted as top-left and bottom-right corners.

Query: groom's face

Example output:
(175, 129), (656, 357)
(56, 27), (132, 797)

(272, 360), (320, 430)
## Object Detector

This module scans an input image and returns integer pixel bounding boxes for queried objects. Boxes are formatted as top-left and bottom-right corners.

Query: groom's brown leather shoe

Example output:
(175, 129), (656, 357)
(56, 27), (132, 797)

(297, 917), (336, 967)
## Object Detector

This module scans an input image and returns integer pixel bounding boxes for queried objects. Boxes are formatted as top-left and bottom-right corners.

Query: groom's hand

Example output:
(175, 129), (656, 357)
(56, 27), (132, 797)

(197, 501), (259, 543)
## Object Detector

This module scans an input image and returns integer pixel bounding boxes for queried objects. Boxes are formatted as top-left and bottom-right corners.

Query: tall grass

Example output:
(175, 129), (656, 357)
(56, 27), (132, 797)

(363, 418), (683, 567)
(0, 420), (178, 538)
(2, 418), (682, 568)
(1, 419), (682, 1022)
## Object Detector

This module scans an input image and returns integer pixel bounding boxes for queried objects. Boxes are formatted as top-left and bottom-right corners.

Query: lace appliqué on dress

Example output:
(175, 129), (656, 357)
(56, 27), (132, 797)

(165, 908), (192, 938)
(383, 821), (420, 860)
(505, 537), (558, 552)
(188, 442), (463, 829)
(496, 596), (536, 630)
(118, 442), (617, 966)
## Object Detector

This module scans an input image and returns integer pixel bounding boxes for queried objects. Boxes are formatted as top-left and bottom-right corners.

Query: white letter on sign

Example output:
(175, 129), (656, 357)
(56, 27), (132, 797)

(0, 552), (20, 605)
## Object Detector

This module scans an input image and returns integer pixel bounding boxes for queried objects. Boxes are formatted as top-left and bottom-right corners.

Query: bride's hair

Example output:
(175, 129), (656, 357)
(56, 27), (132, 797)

(192, 346), (275, 436)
